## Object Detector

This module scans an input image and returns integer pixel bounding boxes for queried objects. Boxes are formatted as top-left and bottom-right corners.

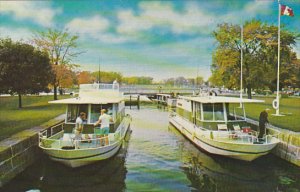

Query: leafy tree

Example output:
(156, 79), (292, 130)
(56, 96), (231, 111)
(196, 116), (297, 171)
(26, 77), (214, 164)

(210, 20), (298, 98)
(0, 38), (53, 108)
(123, 76), (153, 85)
(58, 65), (76, 90)
(91, 71), (123, 84)
(188, 76), (204, 87)
(32, 29), (82, 100)
(77, 71), (96, 84)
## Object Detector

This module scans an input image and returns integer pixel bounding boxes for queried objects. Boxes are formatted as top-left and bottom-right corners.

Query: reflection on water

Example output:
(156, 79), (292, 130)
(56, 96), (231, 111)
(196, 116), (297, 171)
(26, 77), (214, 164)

(4, 106), (300, 192)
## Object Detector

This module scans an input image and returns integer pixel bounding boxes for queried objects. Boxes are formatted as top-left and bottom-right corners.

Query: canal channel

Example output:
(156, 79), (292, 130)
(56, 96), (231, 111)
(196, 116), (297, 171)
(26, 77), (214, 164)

(4, 106), (300, 192)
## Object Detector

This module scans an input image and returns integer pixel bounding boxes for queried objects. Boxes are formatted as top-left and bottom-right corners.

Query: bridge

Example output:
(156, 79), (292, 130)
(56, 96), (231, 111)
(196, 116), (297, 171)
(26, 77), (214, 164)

(120, 85), (204, 96)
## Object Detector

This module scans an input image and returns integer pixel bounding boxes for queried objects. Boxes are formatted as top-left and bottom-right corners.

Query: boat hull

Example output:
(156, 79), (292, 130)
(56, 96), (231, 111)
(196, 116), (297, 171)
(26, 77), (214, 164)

(45, 141), (123, 167)
(40, 116), (131, 168)
(169, 115), (279, 161)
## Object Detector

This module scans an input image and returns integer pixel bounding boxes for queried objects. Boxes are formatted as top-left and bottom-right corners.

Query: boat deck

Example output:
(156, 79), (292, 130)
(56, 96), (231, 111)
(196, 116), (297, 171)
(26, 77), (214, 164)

(43, 133), (119, 150)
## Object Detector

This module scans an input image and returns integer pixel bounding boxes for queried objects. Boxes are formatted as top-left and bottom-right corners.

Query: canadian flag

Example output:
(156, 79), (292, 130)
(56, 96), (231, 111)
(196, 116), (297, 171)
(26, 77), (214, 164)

(281, 4), (294, 17)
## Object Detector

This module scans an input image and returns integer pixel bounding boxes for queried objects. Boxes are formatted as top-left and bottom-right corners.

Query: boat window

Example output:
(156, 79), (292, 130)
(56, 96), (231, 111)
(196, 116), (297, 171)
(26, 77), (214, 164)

(90, 105), (102, 123)
(67, 104), (88, 123)
(227, 103), (245, 121)
(214, 103), (224, 121)
(203, 103), (213, 120)
(90, 104), (113, 123)
(195, 102), (201, 120)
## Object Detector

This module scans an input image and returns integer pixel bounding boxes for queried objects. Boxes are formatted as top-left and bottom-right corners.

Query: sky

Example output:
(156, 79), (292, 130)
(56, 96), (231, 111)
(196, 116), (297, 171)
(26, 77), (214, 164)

(0, 0), (299, 81)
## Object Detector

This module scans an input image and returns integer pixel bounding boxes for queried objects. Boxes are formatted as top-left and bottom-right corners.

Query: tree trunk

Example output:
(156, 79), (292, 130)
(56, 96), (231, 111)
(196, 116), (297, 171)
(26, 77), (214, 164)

(54, 84), (58, 100)
(247, 84), (252, 99)
(18, 93), (22, 108)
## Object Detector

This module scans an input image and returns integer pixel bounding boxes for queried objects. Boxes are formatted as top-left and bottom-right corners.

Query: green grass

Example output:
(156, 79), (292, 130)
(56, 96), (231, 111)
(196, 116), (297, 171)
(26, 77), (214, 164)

(244, 96), (300, 132)
(0, 95), (68, 140)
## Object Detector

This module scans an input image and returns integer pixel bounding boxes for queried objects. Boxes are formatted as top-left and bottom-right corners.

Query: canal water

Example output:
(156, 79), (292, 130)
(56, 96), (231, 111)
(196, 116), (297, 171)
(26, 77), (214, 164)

(5, 106), (300, 192)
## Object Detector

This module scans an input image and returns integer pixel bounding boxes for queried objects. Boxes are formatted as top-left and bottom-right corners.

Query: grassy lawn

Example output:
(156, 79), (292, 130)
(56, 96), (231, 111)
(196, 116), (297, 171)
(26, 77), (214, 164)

(0, 95), (68, 140)
(244, 96), (300, 132)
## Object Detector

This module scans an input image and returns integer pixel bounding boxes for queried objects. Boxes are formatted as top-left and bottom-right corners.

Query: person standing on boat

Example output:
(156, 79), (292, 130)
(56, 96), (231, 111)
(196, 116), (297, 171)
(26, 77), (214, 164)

(258, 108), (270, 139)
(74, 112), (86, 148)
(94, 109), (113, 146)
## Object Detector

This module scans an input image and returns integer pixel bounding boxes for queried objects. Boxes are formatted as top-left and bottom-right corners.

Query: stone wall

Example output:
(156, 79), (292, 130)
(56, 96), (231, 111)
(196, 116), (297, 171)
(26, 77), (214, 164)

(247, 118), (300, 166)
(0, 116), (64, 187)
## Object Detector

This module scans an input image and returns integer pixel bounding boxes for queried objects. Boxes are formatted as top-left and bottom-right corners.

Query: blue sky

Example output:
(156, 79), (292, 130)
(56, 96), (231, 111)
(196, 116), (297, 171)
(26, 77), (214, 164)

(0, 0), (299, 81)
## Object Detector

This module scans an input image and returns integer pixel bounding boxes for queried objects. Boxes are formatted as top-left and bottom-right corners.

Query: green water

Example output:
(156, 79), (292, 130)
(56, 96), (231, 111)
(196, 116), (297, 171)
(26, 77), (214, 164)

(4, 106), (300, 192)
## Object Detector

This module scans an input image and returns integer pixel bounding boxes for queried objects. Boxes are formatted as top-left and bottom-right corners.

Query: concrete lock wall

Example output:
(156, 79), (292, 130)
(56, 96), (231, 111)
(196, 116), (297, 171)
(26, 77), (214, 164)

(247, 118), (300, 166)
(0, 116), (64, 188)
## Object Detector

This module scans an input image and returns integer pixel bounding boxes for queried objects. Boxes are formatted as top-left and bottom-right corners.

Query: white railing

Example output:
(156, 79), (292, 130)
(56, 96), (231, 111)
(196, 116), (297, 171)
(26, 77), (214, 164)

(40, 131), (122, 149)
(80, 83), (119, 92)
(39, 115), (131, 150)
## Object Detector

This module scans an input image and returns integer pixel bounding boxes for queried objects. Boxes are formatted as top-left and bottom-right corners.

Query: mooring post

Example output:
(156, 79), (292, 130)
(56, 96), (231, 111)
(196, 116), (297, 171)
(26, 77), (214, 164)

(130, 95), (131, 109)
(137, 95), (140, 110)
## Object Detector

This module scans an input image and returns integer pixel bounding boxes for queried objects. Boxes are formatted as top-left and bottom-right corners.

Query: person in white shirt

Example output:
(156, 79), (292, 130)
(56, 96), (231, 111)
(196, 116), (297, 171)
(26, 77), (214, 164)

(94, 109), (113, 146)
(74, 112), (86, 148)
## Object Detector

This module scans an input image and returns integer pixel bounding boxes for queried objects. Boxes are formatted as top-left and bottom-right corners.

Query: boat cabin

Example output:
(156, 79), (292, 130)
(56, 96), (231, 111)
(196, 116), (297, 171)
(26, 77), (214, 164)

(156, 93), (177, 108)
(175, 96), (264, 131)
(49, 83), (125, 133)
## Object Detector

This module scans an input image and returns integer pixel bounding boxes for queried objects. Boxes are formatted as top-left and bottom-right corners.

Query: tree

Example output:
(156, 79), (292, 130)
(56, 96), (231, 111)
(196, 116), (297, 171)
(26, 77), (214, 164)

(77, 71), (96, 84)
(0, 38), (53, 108)
(91, 71), (123, 84)
(210, 20), (298, 98)
(122, 76), (153, 85)
(32, 29), (82, 100)
(58, 65), (76, 91)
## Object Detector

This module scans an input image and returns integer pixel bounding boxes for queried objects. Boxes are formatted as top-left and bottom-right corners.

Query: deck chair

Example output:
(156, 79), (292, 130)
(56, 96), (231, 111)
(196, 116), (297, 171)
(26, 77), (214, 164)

(231, 124), (242, 139)
(217, 124), (228, 131)
(217, 124), (228, 138)
(233, 124), (241, 132)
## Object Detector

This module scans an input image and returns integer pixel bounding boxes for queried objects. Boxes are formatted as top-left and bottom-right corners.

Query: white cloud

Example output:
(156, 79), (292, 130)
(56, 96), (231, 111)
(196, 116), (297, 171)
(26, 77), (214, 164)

(0, 1), (61, 27)
(117, 1), (214, 35)
(222, 1), (273, 23)
(65, 15), (109, 34)
(66, 15), (130, 44)
(116, 1), (274, 36)
(0, 26), (32, 42)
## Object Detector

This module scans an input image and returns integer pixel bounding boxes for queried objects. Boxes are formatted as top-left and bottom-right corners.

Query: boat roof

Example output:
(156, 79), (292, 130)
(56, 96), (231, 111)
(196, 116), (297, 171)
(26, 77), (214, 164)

(49, 96), (123, 104)
(179, 96), (264, 104)
(157, 94), (171, 97)
(49, 83), (124, 104)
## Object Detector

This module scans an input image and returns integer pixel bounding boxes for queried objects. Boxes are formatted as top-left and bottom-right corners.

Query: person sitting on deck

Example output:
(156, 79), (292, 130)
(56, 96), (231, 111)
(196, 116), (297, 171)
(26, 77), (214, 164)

(93, 109), (113, 146)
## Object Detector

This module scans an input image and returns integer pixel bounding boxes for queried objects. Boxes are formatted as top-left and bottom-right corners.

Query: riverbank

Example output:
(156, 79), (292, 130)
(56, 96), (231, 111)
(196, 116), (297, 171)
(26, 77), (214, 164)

(0, 95), (68, 140)
(0, 115), (64, 187)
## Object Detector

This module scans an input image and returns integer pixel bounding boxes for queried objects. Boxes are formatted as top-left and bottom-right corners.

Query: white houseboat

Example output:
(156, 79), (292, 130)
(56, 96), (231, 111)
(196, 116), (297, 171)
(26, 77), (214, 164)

(169, 96), (279, 161)
(155, 93), (177, 109)
(39, 83), (131, 168)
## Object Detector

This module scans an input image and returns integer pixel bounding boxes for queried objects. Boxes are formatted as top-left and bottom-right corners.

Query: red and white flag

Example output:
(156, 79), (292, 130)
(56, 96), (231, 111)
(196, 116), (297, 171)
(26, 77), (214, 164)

(281, 4), (294, 17)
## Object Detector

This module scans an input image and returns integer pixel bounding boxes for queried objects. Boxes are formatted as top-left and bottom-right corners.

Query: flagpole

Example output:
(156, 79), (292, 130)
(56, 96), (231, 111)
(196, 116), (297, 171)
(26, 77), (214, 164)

(240, 25), (243, 108)
(98, 57), (101, 83)
(276, 0), (281, 115)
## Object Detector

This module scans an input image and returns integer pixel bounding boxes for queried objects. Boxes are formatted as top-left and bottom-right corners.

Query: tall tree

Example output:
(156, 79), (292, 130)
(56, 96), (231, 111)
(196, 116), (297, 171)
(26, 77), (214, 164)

(32, 29), (82, 100)
(77, 71), (96, 84)
(0, 38), (53, 108)
(210, 20), (298, 98)
(91, 71), (123, 84)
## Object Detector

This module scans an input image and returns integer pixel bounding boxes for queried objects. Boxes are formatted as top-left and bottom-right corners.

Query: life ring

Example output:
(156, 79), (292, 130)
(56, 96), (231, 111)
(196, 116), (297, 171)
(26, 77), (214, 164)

(272, 99), (279, 110)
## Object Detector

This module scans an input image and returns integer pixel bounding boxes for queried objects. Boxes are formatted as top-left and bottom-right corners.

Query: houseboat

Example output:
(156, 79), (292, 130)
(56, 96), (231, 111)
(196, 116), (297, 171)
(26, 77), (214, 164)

(39, 83), (131, 168)
(169, 95), (279, 161)
(155, 93), (177, 109)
